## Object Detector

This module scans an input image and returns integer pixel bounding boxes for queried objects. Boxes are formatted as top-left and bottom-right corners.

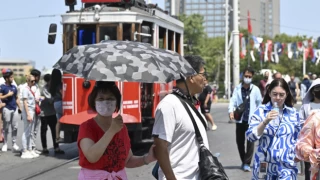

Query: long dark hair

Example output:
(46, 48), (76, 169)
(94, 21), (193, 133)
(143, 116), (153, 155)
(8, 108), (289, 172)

(262, 78), (294, 107)
(49, 69), (62, 96)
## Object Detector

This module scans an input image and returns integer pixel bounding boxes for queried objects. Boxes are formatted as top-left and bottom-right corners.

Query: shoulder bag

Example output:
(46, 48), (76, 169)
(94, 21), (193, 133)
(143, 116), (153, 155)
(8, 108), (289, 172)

(233, 88), (252, 121)
(28, 87), (41, 115)
(174, 94), (229, 180)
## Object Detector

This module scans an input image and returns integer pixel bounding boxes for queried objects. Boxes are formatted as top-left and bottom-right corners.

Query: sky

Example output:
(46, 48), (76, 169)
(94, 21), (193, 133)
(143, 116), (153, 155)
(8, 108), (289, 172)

(0, 0), (319, 70)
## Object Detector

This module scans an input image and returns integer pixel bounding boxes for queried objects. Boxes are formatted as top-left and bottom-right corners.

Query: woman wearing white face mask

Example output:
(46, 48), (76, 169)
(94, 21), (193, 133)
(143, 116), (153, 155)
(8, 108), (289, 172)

(77, 81), (156, 180)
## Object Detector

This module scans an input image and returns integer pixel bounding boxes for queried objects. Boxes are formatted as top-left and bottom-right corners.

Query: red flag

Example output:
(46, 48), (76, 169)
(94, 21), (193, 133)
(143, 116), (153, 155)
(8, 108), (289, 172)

(308, 39), (314, 59)
(247, 11), (252, 34)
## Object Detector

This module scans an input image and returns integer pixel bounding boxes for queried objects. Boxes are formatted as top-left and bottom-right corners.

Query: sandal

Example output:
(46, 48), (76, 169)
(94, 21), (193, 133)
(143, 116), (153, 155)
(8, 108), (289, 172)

(54, 148), (65, 154)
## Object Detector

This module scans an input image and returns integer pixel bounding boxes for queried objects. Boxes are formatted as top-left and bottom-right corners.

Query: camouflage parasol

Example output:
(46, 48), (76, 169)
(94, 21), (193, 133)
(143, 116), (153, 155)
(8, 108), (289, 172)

(53, 41), (196, 83)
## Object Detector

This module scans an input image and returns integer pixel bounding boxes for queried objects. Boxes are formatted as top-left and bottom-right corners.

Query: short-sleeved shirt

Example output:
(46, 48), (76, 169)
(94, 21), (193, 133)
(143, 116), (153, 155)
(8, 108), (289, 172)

(152, 94), (209, 180)
(198, 85), (213, 104)
(22, 86), (36, 113)
(77, 118), (131, 172)
(0, 84), (18, 110)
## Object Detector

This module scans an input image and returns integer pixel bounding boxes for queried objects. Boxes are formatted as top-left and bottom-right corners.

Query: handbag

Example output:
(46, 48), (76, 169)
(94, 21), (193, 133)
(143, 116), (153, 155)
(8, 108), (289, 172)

(28, 87), (41, 115)
(233, 88), (252, 121)
(174, 94), (229, 180)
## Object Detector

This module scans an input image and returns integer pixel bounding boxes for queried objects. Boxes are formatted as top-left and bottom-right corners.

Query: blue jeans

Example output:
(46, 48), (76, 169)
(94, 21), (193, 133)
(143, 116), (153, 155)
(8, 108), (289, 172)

(54, 101), (62, 121)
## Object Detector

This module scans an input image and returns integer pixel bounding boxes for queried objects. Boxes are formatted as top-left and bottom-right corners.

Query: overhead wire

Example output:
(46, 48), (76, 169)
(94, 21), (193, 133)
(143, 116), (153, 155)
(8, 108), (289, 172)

(0, 14), (61, 22)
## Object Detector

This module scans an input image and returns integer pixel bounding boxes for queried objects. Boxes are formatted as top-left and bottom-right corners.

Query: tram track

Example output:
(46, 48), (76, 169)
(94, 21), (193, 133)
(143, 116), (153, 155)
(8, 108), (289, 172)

(18, 144), (151, 180)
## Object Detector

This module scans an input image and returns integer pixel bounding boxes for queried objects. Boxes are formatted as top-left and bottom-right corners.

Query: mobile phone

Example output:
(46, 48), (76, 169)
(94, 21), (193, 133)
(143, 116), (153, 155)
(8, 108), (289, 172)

(258, 162), (268, 179)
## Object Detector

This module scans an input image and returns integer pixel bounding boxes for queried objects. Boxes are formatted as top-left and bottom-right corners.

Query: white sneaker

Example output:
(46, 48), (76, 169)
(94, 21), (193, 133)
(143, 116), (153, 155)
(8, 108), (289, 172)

(33, 149), (42, 154)
(30, 150), (40, 158)
(1, 144), (7, 152)
(21, 151), (33, 159)
(12, 144), (19, 152)
(212, 124), (217, 131)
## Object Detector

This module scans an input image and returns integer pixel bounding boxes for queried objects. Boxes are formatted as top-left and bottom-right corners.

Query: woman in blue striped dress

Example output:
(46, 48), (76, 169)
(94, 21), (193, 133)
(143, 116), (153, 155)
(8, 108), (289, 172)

(246, 78), (302, 180)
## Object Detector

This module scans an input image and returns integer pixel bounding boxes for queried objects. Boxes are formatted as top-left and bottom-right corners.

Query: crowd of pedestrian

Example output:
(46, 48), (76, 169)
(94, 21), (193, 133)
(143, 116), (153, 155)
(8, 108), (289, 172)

(0, 68), (64, 159)
(2, 56), (320, 180)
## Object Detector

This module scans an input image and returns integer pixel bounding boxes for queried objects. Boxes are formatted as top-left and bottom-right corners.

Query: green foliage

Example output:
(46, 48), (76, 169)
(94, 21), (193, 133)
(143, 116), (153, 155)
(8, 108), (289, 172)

(14, 76), (26, 85)
(179, 14), (206, 55)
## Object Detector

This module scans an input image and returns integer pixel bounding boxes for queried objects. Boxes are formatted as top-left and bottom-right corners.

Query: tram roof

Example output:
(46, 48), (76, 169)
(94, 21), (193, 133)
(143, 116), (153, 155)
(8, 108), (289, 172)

(61, 6), (184, 34)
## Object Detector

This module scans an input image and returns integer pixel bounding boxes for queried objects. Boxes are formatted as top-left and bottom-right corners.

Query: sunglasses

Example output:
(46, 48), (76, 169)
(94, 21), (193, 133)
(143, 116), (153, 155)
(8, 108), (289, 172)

(30, 80), (35, 83)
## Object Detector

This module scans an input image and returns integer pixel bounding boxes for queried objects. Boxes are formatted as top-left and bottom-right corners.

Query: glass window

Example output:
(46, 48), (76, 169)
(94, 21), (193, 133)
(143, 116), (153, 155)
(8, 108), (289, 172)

(199, 4), (206, 9)
(207, 21), (214, 26)
(185, 0), (192, 3)
(192, 9), (199, 14)
(207, 16), (214, 20)
(214, 15), (223, 20)
(215, 3), (223, 8)
(207, 4), (214, 8)
(215, 21), (223, 26)
(206, 27), (214, 32)
(215, 9), (222, 14)
(207, 9), (214, 14)
(269, 14), (272, 19)
(208, 33), (214, 37)
(192, 0), (198, 3)
(186, 10), (192, 14)
(199, 11), (206, 15)
(191, 4), (198, 9)
(214, 27), (222, 31)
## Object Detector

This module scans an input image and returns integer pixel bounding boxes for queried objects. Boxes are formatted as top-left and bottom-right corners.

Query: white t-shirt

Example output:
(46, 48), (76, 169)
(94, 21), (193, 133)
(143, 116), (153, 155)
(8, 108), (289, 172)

(19, 83), (40, 106)
(152, 94), (209, 180)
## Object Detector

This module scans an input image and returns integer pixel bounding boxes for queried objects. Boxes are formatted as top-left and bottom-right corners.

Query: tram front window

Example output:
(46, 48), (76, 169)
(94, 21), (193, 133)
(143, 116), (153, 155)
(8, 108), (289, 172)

(99, 26), (117, 41)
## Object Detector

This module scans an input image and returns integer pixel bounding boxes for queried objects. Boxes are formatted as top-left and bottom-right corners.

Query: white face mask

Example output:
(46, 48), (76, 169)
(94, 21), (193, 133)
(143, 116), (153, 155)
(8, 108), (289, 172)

(243, 77), (252, 84)
(95, 100), (116, 117)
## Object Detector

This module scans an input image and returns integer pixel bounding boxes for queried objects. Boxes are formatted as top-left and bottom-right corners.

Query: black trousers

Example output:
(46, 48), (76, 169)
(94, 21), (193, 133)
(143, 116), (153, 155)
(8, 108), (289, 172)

(40, 115), (58, 149)
(305, 161), (310, 180)
(236, 123), (255, 165)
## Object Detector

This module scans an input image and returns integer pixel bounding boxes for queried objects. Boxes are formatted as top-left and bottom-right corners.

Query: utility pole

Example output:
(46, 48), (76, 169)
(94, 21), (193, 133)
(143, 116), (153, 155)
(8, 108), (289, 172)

(232, 0), (240, 86)
(224, 0), (230, 99)
(171, 0), (176, 16)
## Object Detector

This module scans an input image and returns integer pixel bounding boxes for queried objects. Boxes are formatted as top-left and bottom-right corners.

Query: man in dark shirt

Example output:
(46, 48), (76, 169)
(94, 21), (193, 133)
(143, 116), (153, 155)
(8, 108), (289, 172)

(259, 71), (269, 97)
(0, 69), (21, 152)
(198, 78), (217, 130)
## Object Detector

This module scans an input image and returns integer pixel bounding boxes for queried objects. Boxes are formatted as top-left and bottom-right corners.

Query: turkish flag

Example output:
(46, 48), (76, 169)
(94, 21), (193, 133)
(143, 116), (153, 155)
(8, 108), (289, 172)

(248, 11), (252, 34)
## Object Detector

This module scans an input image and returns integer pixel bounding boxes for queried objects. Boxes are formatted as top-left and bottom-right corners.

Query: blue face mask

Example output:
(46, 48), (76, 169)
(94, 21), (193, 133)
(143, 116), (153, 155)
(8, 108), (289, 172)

(243, 77), (252, 84)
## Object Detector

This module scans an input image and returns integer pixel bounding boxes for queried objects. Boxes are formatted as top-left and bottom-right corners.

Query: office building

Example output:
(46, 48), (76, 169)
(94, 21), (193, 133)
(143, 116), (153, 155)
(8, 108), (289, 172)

(165, 0), (280, 37)
(0, 58), (35, 77)
(238, 0), (280, 37)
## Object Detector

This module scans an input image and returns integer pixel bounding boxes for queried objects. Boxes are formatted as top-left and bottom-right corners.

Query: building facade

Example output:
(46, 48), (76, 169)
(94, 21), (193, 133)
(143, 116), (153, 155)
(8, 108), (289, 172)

(238, 0), (280, 37)
(0, 58), (34, 77)
(165, 0), (280, 37)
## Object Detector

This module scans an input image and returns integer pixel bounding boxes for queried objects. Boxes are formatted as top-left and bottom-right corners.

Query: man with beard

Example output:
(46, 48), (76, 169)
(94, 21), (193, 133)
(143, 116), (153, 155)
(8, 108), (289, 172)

(0, 69), (21, 152)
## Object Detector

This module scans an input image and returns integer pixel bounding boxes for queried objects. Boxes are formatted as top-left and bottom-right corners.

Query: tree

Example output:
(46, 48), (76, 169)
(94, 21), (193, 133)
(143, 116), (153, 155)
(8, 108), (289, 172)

(179, 14), (206, 55)
(14, 76), (26, 85)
